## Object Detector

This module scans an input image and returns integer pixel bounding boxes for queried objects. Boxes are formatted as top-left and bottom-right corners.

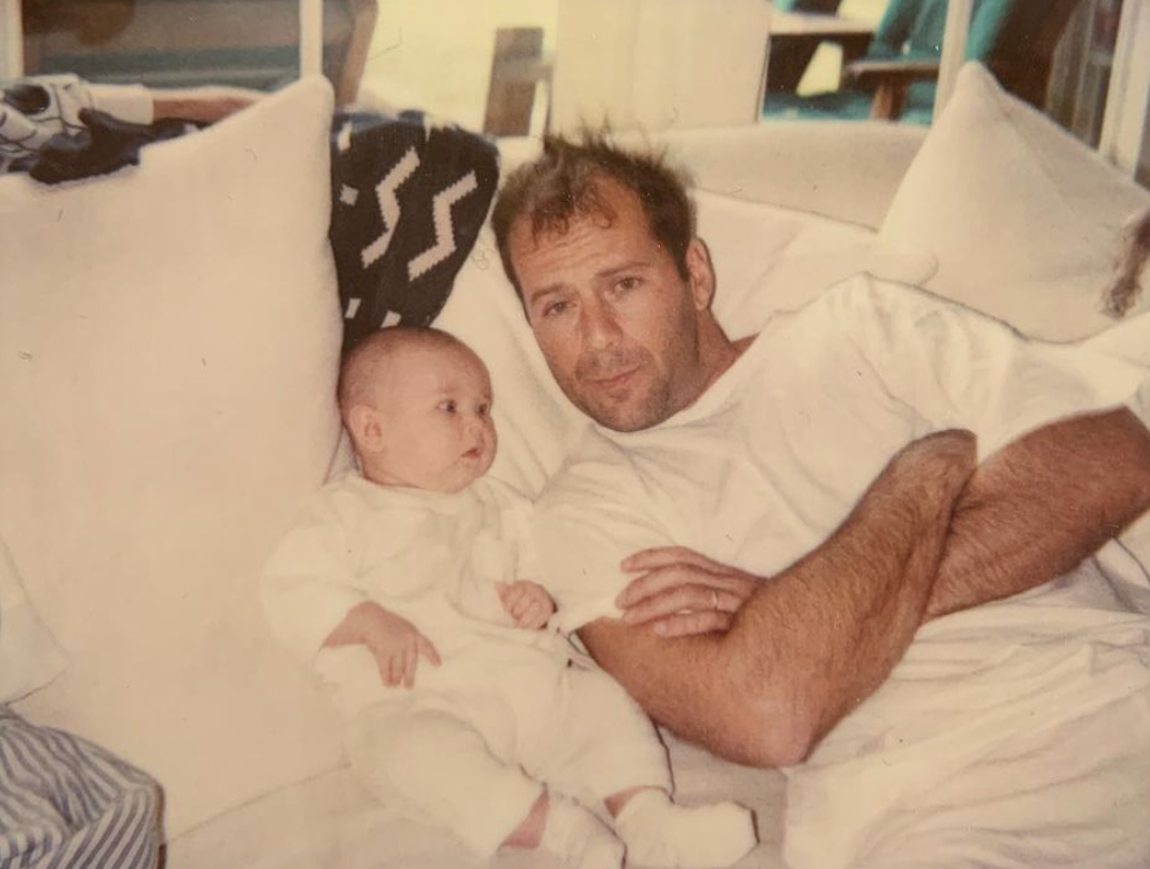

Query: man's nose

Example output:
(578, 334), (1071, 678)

(580, 295), (622, 349)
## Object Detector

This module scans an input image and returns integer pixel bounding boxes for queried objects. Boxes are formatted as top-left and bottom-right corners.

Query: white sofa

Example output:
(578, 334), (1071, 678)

(1, 63), (1148, 868)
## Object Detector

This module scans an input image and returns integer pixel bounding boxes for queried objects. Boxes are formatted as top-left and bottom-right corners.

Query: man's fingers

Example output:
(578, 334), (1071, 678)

(620, 583), (725, 625)
(617, 565), (701, 607)
(617, 564), (749, 609)
(417, 634), (441, 667)
(621, 546), (717, 572)
(652, 610), (733, 638)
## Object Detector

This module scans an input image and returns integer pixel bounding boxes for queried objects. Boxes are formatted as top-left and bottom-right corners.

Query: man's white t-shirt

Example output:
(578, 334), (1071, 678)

(535, 275), (1147, 632)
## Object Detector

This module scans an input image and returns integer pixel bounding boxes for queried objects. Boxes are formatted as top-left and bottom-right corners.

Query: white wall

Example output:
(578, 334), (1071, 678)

(550, 0), (772, 134)
(358, 0), (557, 132)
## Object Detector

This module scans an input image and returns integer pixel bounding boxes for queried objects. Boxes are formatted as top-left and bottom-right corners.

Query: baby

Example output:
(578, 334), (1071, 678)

(262, 327), (757, 869)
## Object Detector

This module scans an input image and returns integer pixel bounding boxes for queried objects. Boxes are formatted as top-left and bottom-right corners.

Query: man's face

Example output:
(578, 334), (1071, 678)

(508, 180), (717, 432)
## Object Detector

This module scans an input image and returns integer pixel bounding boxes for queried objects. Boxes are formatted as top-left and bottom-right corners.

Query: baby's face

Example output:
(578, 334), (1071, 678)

(371, 343), (497, 493)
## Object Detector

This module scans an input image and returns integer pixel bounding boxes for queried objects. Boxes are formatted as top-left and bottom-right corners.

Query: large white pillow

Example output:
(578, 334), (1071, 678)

(0, 78), (345, 835)
(881, 63), (1150, 341)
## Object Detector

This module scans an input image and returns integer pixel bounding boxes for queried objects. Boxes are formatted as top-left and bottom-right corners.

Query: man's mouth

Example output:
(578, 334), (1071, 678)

(587, 366), (639, 391)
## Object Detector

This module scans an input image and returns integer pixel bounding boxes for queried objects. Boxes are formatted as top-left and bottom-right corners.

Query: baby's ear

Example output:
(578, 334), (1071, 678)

(347, 404), (385, 453)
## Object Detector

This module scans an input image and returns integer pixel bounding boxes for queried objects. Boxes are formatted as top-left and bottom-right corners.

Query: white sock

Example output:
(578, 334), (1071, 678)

(613, 790), (757, 869)
(541, 793), (625, 869)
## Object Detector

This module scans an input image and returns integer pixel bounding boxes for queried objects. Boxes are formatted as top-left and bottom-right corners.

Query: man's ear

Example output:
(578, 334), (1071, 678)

(347, 404), (386, 453)
(685, 238), (716, 311)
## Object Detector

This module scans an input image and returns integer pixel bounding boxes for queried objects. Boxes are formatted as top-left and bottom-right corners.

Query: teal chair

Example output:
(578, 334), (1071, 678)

(764, 0), (1082, 125)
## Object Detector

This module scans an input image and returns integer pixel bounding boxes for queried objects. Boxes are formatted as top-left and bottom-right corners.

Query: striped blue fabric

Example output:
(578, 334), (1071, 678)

(0, 708), (162, 869)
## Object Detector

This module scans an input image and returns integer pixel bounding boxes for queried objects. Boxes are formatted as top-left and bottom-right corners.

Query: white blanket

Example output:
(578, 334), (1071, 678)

(785, 545), (1150, 869)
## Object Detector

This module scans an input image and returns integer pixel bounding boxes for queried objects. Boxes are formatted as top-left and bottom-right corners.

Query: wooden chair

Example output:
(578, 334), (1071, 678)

(765, 0), (858, 95)
(482, 27), (552, 137)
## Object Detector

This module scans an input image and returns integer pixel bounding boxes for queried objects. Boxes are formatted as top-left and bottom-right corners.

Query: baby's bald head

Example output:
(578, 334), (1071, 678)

(338, 327), (497, 493)
(338, 327), (474, 428)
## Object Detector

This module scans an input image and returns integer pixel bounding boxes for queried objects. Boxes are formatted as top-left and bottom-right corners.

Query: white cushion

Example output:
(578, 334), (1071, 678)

(0, 533), (68, 703)
(881, 63), (1150, 341)
(653, 122), (927, 230)
(499, 121), (927, 230)
(0, 77), (345, 835)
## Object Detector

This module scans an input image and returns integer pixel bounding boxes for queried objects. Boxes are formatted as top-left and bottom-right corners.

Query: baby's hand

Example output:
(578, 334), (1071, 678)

(323, 601), (441, 688)
(495, 580), (556, 630)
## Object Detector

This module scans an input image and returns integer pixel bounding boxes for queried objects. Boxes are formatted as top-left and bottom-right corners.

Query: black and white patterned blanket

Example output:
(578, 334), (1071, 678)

(329, 111), (499, 352)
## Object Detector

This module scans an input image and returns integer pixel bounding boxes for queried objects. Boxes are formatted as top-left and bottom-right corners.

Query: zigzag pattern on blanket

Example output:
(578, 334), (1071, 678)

(329, 111), (500, 354)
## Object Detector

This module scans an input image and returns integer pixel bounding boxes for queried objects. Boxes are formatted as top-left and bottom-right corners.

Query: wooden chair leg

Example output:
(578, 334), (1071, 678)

(483, 27), (549, 137)
(870, 80), (908, 120)
(335, 0), (378, 106)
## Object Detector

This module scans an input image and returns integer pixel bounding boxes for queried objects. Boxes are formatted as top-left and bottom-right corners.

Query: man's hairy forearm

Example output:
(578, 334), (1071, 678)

(927, 407), (1150, 619)
(581, 431), (976, 768)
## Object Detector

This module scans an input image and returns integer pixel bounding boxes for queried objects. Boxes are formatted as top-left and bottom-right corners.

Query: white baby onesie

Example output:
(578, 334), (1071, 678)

(261, 473), (672, 859)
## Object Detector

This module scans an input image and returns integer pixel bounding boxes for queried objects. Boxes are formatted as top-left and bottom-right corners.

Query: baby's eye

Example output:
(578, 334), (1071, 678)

(437, 400), (457, 413)
(477, 402), (491, 417)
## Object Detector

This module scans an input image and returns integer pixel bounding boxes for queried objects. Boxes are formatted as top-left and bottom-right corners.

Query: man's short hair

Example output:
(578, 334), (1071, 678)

(491, 132), (696, 299)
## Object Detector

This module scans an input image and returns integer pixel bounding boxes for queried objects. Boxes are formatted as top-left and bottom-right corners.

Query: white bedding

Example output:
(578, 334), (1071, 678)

(8, 64), (1149, 869)
(167, 176), (932, 869)
(170, 176), (1150, 869)
(168, 736), (789, 869)
(786, 545), (1150, 869)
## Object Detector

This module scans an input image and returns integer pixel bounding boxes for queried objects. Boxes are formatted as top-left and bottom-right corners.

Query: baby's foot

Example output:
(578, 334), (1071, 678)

(542, 793), (625, 869)
(614, 790), (756, 868)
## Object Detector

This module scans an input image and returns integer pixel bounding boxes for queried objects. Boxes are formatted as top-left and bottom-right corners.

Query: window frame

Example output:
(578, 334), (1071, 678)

(0, 0), (325, 82)
(1099, 0), (1150, 177)
(0, 0), (24, 80)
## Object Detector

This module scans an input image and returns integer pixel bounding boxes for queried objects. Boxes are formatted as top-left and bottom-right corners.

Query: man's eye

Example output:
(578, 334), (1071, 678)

(617, 276), (641, 291)
(437, 400), (457, 413)
(542, 300), (570, 318)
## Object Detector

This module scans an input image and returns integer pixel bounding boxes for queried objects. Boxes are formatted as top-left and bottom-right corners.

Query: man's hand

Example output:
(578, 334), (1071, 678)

(616, 547), (760, 637)
(323, 601), (441, 688)
(496, 580), (556, 630)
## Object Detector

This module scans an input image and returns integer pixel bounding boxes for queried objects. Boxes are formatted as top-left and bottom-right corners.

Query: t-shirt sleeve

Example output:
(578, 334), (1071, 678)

(817, 275), (1148, 460)
(260, 497), (368, 665)
(533, 436), (678, 634)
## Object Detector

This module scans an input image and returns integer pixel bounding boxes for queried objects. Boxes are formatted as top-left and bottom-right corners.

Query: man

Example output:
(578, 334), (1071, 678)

(490, 134), (1150, 865)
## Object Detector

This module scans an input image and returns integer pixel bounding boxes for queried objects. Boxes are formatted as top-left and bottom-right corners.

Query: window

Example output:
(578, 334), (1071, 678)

(8, 0), (372, 103)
